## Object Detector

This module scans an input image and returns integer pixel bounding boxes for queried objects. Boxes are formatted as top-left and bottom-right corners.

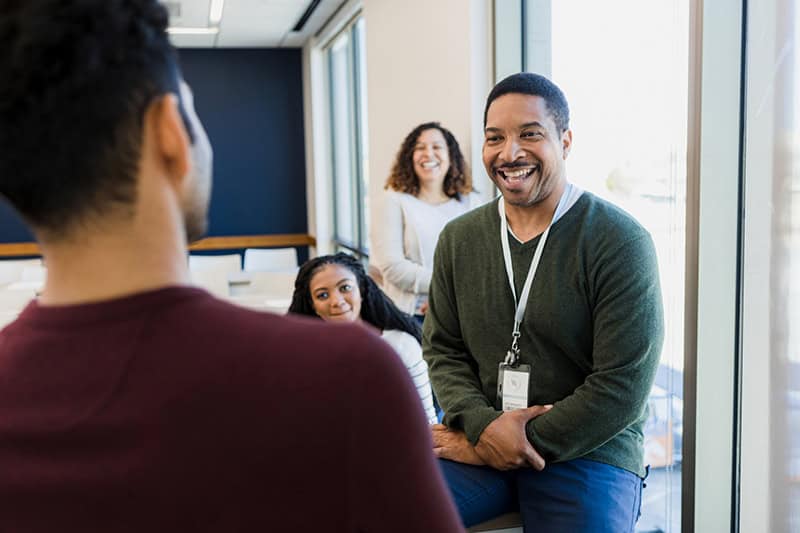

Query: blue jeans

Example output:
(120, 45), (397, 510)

(438, 458), (644, 532)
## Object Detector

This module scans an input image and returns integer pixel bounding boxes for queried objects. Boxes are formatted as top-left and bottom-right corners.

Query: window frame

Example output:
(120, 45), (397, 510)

(323, 14), (369, 259)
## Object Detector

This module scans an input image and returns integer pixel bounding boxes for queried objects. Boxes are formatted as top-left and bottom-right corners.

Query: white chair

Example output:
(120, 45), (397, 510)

(189, 269), (230, 298)
(0, 310), (20, 330)
(21, 264), (46, 282)
(0, 258), (43, 286)
(188, 253), (242, 274)
(243, 248), (298, 273)
(227, 294), (292, 315)
(237, 271), (296, 297)
(0, 289), (37, 313)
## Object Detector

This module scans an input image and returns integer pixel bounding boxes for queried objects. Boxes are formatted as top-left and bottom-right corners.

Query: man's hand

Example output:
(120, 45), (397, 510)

(431, 424), (485, 465)
(474, 405), (552, 471)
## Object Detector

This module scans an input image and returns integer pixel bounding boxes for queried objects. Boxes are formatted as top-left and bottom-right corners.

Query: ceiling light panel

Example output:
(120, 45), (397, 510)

(216, 0), (309, 47)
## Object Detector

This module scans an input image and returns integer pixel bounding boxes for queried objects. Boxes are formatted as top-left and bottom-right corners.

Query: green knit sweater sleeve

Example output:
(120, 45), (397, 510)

(422, 220), (502, 444)
(526, 231), (665, 464)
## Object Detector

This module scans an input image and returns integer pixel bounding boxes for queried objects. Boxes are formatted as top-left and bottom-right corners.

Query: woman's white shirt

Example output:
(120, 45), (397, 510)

(381, 329), (437, 425)
(371, 190), (481, 314)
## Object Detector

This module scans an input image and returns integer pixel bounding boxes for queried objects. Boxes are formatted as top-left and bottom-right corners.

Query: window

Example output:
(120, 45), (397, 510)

(496, 1), (689, 530)
(740, 0), (800, 529)
(325, 17), (369, 257)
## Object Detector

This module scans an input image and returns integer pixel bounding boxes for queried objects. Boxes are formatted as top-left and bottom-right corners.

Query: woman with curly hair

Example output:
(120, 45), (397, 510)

(371, 122), (481, 321)
(289, 253), (437, 424)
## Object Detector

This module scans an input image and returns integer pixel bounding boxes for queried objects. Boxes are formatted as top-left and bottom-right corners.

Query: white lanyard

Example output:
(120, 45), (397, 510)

(499, 184), (573, 365)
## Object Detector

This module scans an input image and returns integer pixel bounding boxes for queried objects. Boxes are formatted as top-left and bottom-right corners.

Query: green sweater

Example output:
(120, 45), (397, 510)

(423, 192), (664, 477)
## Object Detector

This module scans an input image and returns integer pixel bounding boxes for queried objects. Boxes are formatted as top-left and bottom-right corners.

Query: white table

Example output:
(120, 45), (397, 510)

(225, 271), (296, 314)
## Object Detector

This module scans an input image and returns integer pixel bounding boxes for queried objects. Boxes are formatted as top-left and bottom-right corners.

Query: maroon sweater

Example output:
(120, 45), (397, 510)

(0, 287), (463, 532)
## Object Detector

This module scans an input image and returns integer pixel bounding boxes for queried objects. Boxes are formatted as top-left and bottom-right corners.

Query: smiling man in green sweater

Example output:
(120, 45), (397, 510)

(424, 72), (664, 532)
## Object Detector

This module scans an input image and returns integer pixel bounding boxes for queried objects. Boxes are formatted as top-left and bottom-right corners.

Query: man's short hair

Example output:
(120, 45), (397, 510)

(0, 0), (192, 237)
(483, 72), (570, 133)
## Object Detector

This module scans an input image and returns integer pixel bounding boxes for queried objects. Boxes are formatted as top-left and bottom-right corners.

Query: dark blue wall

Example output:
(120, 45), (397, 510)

(179, 48), (307, 238)
(0, 48), (307, 247)
(0, 198), (32, 243)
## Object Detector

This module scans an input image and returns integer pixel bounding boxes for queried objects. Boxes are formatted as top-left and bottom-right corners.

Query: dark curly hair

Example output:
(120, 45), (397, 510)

(484, 72), (570, 133)
(385, 122), (472, 199)
(288, 253), (422, 344)
(0, 0), (194, 238)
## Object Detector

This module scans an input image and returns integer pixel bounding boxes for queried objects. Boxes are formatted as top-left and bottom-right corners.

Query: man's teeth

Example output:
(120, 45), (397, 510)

(503, 168), (532, 178)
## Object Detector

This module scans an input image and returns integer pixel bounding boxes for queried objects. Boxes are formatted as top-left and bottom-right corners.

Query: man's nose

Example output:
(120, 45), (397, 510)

(499, 137), (522, 163)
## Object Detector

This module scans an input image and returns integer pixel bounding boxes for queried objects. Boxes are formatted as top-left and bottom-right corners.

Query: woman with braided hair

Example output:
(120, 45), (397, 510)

(289, 253), (437, 424)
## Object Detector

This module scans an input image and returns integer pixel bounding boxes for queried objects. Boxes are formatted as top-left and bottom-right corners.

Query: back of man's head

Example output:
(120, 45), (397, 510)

(0, 0), (191, 239)
(483, 72), (570, 133)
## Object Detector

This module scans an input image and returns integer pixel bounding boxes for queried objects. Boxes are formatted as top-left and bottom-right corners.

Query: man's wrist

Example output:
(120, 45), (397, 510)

(463, 407), (503, 445)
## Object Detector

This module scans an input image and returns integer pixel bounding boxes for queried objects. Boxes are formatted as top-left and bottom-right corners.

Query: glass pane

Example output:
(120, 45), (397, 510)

(741, 1), (800, 527)
(545, 1), (689, 530)
(765, 0), (800, 526)
(789, 6), (800, 526)
(329, 32), (358, 248)
(495, 0), (523, 80)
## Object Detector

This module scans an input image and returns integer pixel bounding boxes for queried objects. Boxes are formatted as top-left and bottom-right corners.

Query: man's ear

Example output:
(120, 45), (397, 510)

(148, 93), (190, 185)
(561, 129), (573, 160)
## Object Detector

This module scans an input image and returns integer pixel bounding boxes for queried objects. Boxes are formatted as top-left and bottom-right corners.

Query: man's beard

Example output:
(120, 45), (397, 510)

(184, 205), (208, 243)
(182, 145), (212, 243)
(182, 170), (211, 243)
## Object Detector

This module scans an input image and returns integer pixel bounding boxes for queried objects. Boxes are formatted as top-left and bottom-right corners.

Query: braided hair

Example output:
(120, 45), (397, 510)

(288, 253), (422, 344)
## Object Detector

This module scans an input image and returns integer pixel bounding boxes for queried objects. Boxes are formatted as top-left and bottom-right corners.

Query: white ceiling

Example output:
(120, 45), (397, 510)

(164, 0), (345, 48)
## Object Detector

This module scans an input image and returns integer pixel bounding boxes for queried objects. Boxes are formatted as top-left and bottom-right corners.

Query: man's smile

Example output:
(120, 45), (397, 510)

(495, 165), (539, 185)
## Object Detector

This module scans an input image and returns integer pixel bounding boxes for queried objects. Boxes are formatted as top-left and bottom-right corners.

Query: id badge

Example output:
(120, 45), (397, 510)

(497, 362), (531, 411)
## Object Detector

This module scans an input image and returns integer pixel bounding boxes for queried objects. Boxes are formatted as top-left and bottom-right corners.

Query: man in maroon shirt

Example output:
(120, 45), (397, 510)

(0, 1), (463, 531)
